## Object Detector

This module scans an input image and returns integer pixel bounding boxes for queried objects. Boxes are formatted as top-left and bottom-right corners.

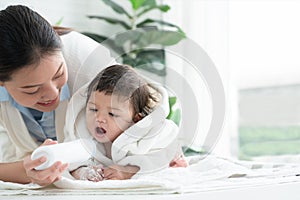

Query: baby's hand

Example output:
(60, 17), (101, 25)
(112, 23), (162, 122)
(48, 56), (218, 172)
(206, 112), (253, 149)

(72, 165), (104, 182)
(86, 165), (104, 182)
(103, 165), (139, 180)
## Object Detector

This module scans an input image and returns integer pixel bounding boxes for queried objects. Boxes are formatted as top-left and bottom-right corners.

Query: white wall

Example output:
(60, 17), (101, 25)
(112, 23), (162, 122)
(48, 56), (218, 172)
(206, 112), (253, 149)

(0, 0), (129, 35)
(228, 0), (300, 157)
(229, 0), (300, 89)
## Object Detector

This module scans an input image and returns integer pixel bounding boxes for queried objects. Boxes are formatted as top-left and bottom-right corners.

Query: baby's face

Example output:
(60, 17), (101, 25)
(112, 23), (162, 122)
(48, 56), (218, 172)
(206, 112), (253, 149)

(86, 91), (134, 143)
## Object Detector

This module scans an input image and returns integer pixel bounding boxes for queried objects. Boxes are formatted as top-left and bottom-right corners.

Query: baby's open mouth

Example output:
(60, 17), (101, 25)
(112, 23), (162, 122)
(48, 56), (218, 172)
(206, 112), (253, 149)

(96, 127), (106, 135)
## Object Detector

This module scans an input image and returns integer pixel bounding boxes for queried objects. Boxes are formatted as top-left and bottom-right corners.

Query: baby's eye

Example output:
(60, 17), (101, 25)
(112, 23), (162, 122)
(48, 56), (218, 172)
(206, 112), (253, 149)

(109, 112), (119, 117)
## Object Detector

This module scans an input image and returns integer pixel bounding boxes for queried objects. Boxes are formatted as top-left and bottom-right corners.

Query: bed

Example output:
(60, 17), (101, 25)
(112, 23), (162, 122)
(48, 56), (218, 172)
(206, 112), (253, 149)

(1, 155), (300, 200)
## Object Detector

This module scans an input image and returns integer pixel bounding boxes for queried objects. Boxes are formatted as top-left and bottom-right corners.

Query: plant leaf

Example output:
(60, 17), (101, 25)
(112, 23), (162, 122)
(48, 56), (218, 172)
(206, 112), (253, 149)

(122, 49), (166, 76)
(141, 0), (156, 8)
(113, 29), (185, 49)
(129, 0), (146, 10)
(137, 5), (170, 17)
(81, 32), (124, 55)
(101, 0), (132, 19)
(183, 147), (205, 156)
(167, 96), (181, 126)
(157, 5), (170, 12)
(114, 30), (144, 47)
(81, 32), (108, 43)
(55, 17), (64, 26)
(87, 15), (131, 29)
(139, 30), (186, 46)
(137, 19), (186, 36)
(168, 96), (177, 108)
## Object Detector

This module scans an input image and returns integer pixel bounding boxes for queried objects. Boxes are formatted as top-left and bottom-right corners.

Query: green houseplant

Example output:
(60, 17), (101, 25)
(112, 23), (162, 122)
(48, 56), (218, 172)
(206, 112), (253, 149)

(82, 0), (186, 76)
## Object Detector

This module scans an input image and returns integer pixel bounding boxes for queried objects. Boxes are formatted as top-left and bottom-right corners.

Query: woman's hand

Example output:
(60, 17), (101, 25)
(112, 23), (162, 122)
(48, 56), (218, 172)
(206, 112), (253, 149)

(23, 139), (69, 186)
(103, 164), (140, 180)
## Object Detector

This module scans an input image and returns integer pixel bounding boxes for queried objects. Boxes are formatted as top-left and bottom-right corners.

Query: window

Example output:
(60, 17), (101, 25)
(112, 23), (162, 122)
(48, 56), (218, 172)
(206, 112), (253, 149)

(238, 85), (300, 162)
(230, 1), (300, 162)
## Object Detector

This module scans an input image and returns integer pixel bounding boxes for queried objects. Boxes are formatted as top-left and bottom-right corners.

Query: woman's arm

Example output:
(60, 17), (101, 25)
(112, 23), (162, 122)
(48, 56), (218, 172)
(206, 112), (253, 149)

(0, 139), (69, 186)
(0, 161), (30, 184)
(0, 157), (68, 185)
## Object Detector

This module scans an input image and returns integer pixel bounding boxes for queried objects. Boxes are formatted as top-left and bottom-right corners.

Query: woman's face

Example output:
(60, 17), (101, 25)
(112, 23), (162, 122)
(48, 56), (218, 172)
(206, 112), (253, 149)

(1, 52), (68, 112)
(86, 91), (134, 144)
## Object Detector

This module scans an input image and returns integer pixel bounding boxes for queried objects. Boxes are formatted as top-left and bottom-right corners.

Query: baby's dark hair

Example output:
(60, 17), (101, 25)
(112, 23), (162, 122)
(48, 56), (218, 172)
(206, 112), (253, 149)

(87, 64), (161, 120)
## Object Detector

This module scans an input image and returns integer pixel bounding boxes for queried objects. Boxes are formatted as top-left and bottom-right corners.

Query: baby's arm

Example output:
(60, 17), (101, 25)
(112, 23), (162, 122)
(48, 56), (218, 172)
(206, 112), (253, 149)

(103, 164), (140, 180)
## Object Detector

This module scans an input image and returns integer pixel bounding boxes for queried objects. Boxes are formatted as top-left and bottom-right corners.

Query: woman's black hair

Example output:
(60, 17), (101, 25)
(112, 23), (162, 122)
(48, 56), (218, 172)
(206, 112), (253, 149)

(0, 5), (62, 82)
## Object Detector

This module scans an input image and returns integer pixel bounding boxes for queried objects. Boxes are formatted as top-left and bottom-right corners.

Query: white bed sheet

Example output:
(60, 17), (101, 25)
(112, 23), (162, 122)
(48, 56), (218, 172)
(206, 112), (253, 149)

(3, 182), (300, 200)
(1, 155), (300, 199)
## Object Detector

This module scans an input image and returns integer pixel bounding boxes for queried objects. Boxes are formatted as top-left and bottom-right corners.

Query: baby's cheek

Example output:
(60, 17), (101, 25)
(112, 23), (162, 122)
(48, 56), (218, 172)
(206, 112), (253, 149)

(86, 117), (95, 134)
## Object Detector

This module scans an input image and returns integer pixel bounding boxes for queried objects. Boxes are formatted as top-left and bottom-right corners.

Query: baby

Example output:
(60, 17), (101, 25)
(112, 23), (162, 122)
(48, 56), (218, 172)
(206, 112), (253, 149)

(70, 64), (188, 181)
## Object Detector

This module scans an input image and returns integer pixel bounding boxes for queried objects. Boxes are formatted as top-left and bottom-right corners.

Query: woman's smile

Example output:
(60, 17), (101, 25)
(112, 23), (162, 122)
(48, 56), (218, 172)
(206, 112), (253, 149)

(37, 96), (58, 107)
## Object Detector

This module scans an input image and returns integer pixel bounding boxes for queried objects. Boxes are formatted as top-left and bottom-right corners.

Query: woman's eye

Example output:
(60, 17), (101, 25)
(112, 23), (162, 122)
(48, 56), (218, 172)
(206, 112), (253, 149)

(54, 72), (64, 80)
(23, 89), (39, 95)
(89, 108), (98, 112)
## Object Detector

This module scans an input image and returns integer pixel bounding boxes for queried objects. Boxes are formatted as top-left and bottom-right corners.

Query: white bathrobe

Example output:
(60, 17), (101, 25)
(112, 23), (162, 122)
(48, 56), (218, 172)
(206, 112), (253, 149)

(0, 31), (115, 162)
(64, 83), (180, 174)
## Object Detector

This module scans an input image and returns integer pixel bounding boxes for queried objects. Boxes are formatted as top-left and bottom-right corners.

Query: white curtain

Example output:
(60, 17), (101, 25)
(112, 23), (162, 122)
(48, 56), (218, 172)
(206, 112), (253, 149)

(163, 0), (233, 157)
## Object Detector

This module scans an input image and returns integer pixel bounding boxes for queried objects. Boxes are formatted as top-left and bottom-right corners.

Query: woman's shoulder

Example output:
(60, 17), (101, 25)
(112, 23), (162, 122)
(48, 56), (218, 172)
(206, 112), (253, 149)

(60, 31), (99, 52)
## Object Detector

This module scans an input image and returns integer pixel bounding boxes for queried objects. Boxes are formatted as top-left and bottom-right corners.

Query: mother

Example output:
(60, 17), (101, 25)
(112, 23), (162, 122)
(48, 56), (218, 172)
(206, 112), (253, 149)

(0, 5), (114, 185)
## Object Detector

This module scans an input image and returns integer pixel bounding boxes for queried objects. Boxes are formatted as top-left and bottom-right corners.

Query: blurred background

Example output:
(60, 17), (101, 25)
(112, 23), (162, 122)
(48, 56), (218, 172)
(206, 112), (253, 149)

(1, 0), (300, 163)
